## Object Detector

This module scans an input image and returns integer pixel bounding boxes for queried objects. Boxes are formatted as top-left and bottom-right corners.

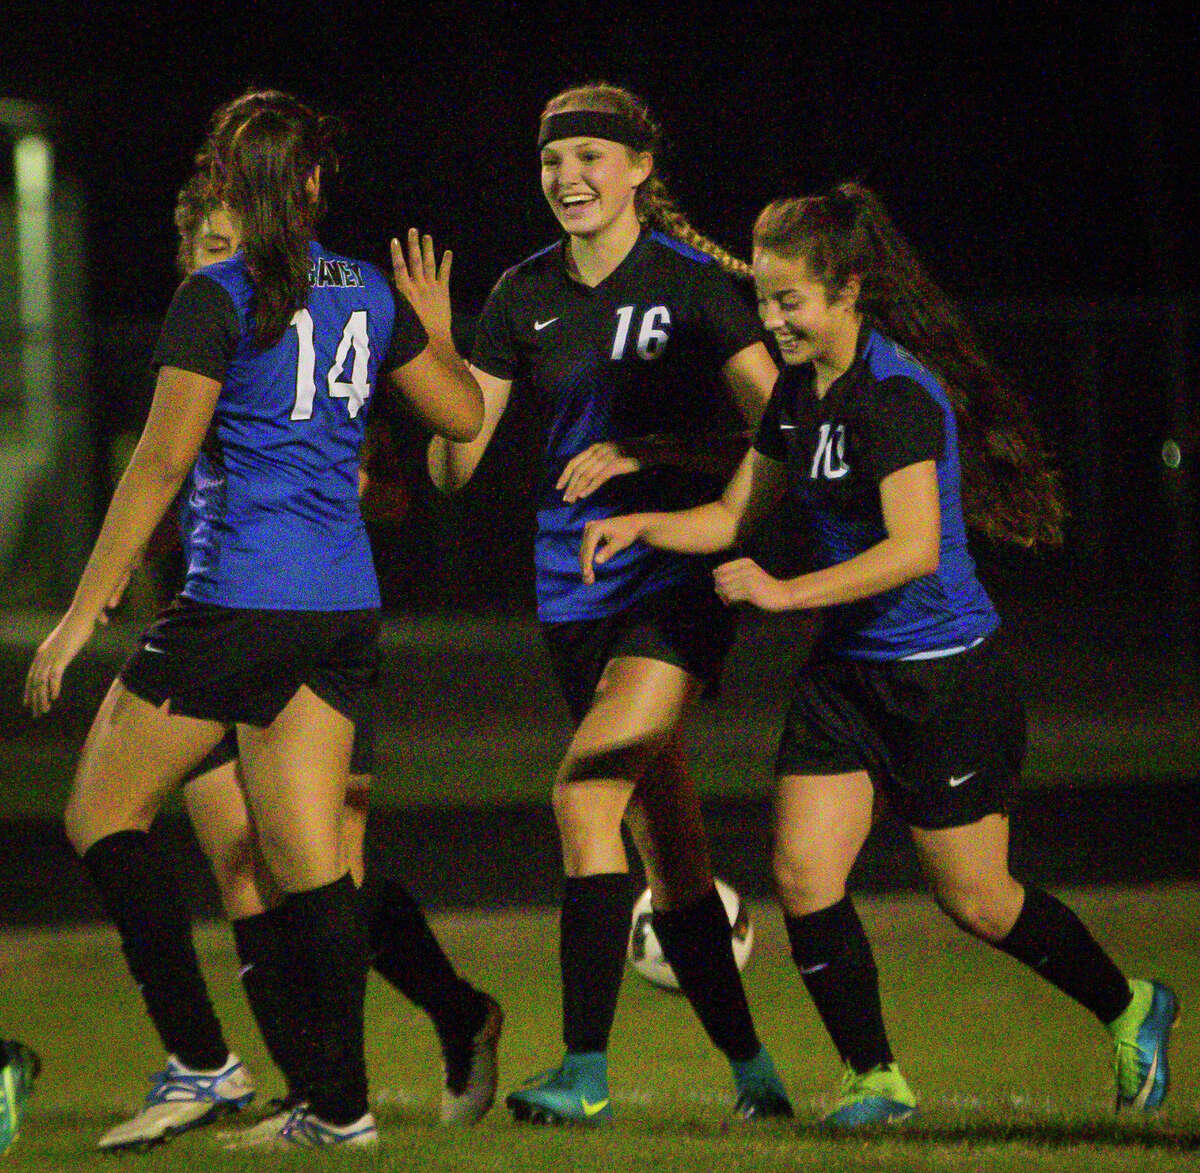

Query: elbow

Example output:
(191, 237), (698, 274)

(445, 406), (483, 445)
(912, 543), (940, 578)
(132, 444), (192, 490)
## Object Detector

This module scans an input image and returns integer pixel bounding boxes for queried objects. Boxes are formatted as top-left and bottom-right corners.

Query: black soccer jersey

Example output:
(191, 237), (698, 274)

(472, 229), (765, 622)
(753, 325), (999, 658)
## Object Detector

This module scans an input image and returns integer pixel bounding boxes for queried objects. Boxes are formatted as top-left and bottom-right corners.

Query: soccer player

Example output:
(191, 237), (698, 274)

(167, 176), (501, 1149)
(580, 182), (1179, 1126)
(23, 89), (483, 1149)
(428, 82), (791, 1125)
(0, 1040), (39, 1155)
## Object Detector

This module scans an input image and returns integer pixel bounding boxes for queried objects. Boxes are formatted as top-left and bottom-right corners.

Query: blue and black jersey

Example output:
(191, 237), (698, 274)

(152, 240), (427, 611)
(753, 325), (999, 659)
(472, 229), (766, 623)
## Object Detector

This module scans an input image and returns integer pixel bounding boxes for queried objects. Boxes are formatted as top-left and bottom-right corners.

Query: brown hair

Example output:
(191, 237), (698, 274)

(541, 83), (751, 280)
(199, 89), (341, 348)
(754, 183), (1064, 546)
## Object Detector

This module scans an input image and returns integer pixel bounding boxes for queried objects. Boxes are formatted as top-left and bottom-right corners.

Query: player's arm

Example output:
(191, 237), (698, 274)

(714, 460), (941, 613)
(386, 230), (483, 443)
(24, 368), (220, 714)
(580, 448), (786, 582)
(558, 340), (777, 502)
(426, 366), (512, 493)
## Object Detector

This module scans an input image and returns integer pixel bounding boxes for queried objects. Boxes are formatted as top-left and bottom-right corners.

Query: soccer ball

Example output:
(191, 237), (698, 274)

(627, 877), (753, 991)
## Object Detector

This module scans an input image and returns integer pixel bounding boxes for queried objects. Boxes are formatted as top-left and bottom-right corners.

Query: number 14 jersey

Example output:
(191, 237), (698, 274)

(153, 240), (427, 610)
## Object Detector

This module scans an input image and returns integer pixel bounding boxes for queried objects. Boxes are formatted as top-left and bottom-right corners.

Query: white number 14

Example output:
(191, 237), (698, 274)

(289, 308), (372, 421)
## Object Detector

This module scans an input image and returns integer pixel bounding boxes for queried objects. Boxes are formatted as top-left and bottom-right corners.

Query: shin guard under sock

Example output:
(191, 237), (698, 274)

(81, 830), (228, 1070)
(281, 874), (369, 1124)
(654, 886), (760, 1062)
(233, 907), (314, 1099)
(785, 896), (893, 1073)
(996, 885), (1133, 1024)
(359, 872), (485, 1043)
(561, 873), (636, 1054)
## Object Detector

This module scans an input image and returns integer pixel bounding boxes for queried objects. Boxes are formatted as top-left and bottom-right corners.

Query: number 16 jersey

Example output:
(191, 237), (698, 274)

(472, 229), (766, 623)
(153, 240), (427, 611)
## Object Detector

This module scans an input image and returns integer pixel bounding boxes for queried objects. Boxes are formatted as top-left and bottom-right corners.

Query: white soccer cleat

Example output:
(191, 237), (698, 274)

(278, 1104), (378, 1147)
(224, 1101), (378, 1149)
(97, 1053), (254, 1152)
(217, 1095), (299, 1149)
(439, 993), (504, 1125)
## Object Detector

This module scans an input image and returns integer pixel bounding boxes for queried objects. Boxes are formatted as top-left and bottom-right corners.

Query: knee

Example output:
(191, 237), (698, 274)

(772, 845), (847, 916)
(933, 879), (1023, 942)
(204, 833), (271, 920)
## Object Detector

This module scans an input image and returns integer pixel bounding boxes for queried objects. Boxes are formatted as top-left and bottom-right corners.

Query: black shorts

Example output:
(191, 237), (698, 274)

(775, 635), (1026, 830)
(541, 579), (735, 726)
(121, 597), (381, 729)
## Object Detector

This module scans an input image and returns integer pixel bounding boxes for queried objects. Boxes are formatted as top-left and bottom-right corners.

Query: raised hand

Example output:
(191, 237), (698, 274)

(390, 228), (453, 342)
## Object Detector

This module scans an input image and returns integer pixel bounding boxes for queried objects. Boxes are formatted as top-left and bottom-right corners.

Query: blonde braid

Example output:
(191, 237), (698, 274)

(638, 174), (752, 280)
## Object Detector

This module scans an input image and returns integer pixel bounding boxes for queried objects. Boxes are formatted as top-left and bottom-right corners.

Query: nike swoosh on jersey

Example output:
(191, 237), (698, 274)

(581, 1096), (609, 1117)
(534, 317), (559, 331)
(948, 770), (978, 787)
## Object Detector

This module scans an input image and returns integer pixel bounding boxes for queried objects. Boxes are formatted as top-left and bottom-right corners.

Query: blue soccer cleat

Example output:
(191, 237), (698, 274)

(731, 1047), (794, 1120)
(0, 1040), (40, 1155)
(1110, 978), (1179, 1111)
(506, 1051), (612, 1125)
(821, 1062), (916, 1129)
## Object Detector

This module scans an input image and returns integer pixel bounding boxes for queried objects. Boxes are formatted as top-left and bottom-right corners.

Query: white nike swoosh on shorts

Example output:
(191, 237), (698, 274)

(948, 771), (978, 788)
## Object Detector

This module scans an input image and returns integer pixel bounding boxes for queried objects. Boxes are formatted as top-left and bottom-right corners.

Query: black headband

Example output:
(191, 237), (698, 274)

(537, 111), (651, 151)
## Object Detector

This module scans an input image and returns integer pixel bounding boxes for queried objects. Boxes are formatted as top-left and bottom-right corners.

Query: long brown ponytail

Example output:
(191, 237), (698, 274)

(540, 83), (752, 281)
(200, 90), (341, 349)
(754, 184), (1065, 546)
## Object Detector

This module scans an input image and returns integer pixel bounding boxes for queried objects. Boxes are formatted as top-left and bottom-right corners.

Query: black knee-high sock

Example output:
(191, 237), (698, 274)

(561, 873), (636, 1054)
(785, 897), (893, 1074)
(360, 873), (485, 1043)
(81, 830), (228, 1070)
(654, 887), (760, 1062)
(995, 885), (1132, 1024)
(281, 875), (369, 1124)
(233, 907), (314, 1101)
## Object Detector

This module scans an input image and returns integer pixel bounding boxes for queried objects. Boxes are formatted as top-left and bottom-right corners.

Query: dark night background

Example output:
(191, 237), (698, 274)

(2, 2), (1197, 618)
(3, 3), (1195, 314)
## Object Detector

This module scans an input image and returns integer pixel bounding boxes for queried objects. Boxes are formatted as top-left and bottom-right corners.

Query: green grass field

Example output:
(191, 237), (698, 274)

(4, 885), (1197, 1171)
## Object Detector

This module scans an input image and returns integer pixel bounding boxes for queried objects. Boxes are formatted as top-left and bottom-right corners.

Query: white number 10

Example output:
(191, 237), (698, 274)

(289, 309), (372, 421)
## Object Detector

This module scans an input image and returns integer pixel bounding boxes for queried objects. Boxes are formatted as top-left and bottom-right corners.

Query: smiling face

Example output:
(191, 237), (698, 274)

(539, 134), (651, 241)
(188, 205), (241, 273)
(753, 247), (861, 374)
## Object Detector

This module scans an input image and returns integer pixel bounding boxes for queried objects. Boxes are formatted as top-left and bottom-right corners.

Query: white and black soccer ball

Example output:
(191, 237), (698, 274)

(627, 877), (753, 991)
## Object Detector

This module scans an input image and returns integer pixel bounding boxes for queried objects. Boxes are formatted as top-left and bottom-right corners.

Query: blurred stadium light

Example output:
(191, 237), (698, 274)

(1, 98), (90, 605)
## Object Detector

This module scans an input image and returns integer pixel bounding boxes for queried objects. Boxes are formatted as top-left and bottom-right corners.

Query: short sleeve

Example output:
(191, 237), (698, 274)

(152, 274), (240, 380)
(864, 377), (946, 482)
(751, 379), (788, 463)
(691, 261), (768, 364)
(382, 290), (429, 372)
(469, 270), (519, 380)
